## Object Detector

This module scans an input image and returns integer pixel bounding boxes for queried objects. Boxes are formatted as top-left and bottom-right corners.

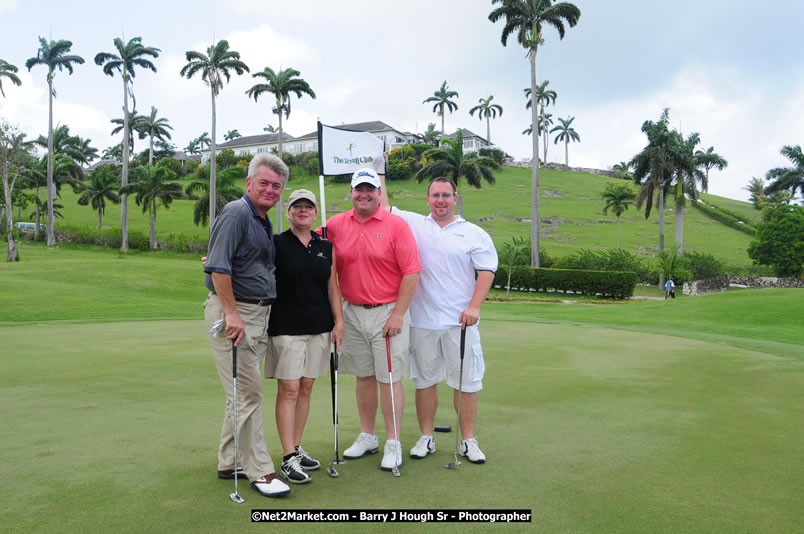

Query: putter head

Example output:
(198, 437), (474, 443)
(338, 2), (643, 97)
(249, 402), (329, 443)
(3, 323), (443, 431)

(391, 467), (400, 477)
(444, 454), (462, 469)
(230, 492), (245, 503)
(326, 466), (339, 478)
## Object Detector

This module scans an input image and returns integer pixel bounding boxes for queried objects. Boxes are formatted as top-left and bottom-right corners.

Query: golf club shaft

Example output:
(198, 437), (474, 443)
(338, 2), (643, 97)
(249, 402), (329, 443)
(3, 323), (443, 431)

(232, 341), (241, 498)
(454, 328), (466, 460)
(385, 335), (400, 471)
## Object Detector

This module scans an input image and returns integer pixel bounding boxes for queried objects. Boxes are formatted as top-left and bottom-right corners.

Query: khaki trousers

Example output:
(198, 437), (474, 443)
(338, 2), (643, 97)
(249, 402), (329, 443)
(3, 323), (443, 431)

(204, 293), (276, 481)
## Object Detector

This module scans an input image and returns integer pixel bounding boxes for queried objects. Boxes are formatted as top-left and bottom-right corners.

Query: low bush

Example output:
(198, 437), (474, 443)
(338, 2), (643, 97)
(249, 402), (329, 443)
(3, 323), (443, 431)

(494, 265), (636, 299)
(31, 225), (210, 253)
(553, 248), (652, 283)
(693, 202), (756, 235)
(681, 250), (725, 280)
(479, 147), (506, 165)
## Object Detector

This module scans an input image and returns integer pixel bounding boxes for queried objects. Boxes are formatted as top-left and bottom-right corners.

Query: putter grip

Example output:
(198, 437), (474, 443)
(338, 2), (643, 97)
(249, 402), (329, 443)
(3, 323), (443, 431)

(459, 328), (466, 361)
(385, 335), (392, 371)
(232, 343), (237, 378)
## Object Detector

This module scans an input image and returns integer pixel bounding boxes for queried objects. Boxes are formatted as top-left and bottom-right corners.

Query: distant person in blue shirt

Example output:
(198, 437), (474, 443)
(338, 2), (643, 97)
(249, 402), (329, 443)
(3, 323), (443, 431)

(665, 278), (676, 299)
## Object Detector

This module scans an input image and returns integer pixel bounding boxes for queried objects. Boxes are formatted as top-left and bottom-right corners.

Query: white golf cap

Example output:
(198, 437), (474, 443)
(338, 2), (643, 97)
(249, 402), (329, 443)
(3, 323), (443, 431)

(351, 168), (381, 189)
(287, 189), (318, 209)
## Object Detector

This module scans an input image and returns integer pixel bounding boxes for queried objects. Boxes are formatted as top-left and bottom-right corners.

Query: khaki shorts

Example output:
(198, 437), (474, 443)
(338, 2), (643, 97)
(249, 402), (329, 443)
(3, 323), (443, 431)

(409, 325), (485, 393)
(340, 301), (409, 384)
(265, 333), (331, 380)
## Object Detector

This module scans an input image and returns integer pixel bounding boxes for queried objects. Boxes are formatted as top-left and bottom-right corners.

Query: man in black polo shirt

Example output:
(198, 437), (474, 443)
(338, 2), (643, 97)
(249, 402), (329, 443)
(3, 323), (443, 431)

(203, 153), (291, 498)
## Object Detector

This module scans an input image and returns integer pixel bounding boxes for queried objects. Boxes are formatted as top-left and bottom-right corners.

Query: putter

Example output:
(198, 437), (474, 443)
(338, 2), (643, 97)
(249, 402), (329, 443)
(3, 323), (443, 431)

(229, 341), (245, 503)
(211, 320), (245, 503)
(327, 350), (346, 478)
(445, 327), (467, 469)
(385, 335), (401, 477)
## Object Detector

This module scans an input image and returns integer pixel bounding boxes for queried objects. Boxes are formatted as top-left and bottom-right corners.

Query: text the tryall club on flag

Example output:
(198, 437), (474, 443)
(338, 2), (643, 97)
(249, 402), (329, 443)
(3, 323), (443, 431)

(318, 122), (386, 176)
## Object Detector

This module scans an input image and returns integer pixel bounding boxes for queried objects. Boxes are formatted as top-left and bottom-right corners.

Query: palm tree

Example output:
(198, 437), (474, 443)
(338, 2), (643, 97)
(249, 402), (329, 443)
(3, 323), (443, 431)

(35, 124), (84, 163)
(613, 161), (632, 180)
(521, 112), (554, 141)
(26, 36), (85, 246)
(422, 80), (459, 134)
(184, 139), (201, 155)
(413, 130), (500, 217)
(185, 165), (245, 227)
(223, 129), (241, 141)
(0, 59), (22, 97)
(263, 124), (277, 133)
(765, 145), (804, 198)
(181, 40), (249, 230)
(525, 81), (558, 162)
(551, 116), (580, 165)
(121, 161), (185, 250)
(22, 154), (82, 240)
(601, 182), (636, 248)
(77, 165), (121, 230)
(95, 36), (159, 252)
(499, 236), (530, 297)
(420, 123), (440, 146)
(195, 132), (211, 150)
(110, 109), (146, 154)
(631, 108), (679, 287)
(694, 146), (728, 185)
(672, 132), (707, 255)
(489, 0), (581, 266)
(469, 95), (503, 144)
(135, 106), (173, 165)
(246, 66), (315, 231)
(103, 143), (123, 161)
(743, 177), (765, 209)
(76, 137), (99, 164)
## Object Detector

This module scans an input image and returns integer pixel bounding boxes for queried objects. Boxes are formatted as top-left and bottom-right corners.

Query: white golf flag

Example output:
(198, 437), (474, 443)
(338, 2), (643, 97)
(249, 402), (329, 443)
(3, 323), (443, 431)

(318, 122), (385, 175)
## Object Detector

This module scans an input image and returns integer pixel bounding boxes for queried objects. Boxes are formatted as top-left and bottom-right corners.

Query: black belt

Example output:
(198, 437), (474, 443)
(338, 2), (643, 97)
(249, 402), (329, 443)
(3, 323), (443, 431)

(355, 303), (384, 309)
(236, 298), (274, 306)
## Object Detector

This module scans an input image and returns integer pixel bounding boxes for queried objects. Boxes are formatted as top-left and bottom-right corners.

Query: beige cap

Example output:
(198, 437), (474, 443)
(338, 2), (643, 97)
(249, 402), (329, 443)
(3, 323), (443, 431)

(287, 189), (318, 210)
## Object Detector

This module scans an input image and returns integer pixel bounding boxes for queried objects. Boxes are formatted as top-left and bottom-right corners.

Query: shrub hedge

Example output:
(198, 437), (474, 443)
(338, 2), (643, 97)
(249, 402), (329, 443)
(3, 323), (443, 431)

(493, 266), (636, 299)
(693, 202), (756, 235)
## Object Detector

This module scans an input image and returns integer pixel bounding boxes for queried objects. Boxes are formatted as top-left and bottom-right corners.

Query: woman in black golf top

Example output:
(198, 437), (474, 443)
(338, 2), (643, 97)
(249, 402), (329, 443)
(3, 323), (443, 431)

(265, 189), (343, 485)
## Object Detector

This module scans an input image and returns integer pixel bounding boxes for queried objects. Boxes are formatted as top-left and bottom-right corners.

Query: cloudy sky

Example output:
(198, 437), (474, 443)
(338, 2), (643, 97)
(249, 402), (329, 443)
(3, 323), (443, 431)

(1, 0), (801, 201)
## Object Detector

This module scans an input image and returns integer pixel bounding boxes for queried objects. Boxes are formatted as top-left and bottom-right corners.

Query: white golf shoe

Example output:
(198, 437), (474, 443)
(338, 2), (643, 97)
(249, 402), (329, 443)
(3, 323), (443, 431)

(410, 435), (436, 459)
(381, 440), (402, 471)
(250, 473), (291, 497)
(459, 438), (486, 464)
(343, 432), (379, 459)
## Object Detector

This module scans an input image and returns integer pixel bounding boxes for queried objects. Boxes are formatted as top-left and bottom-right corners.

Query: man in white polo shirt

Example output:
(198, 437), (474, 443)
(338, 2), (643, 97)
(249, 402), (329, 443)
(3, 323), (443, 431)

(379, 173), (497, 464)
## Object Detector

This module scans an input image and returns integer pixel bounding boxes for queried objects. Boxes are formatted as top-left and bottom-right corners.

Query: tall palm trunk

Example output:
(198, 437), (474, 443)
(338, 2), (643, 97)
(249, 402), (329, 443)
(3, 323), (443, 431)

(564, 138), (569, 166)
(149, 202), (157, 251)
(529, 49), (540, 267)
(276, 103), (284, 233)
(658, 186), (665, 289)
(616, 217), (621, 249)
(541, 104), (548, 163)
(46, 77), (55, 246)
(209, 87), (217, 230)
(440, 104), (445, 135)
(148, 134), (154, 166)
(98, 207), (103, 232)
(34, 187), (41, 240)
(121, 77), (130, 251)
(3, 157), (16, 262)
(675, 206), (684, 256)
(486, 116), (491, 144)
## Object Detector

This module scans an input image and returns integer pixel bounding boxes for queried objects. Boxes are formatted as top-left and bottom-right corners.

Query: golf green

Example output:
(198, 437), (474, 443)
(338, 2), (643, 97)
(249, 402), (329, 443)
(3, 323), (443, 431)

(1, 311), (801, 533)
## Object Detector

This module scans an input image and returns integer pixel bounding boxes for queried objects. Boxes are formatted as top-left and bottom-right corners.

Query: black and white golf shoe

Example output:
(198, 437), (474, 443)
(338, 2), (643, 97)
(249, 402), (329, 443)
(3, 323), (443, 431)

(281, 454), (312, 484)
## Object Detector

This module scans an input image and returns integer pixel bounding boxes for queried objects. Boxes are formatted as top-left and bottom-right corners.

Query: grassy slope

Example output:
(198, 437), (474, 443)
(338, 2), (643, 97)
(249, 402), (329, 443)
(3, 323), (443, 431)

(18, 165), (758, 267)
(0, 247), (802, 533)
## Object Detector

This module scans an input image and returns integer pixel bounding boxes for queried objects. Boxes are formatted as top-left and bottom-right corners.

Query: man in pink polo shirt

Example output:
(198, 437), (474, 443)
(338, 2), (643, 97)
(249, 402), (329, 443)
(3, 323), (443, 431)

(324, 168), (421, 472)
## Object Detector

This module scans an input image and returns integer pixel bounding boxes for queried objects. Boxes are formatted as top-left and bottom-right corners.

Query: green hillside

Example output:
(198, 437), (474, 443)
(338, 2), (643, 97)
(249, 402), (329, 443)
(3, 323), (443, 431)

(18, 165), (758, 267)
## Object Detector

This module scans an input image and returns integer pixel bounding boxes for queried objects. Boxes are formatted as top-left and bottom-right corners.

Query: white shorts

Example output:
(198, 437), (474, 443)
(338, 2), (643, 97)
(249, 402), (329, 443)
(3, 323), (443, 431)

(265, 333), (330, 380)
(409, 326), (485, 393)
(339, 301), (409, 384)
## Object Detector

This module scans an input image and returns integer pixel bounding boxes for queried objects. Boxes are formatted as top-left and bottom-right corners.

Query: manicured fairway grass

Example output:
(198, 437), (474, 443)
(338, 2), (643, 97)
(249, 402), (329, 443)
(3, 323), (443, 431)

(1, 246), (801, 532)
